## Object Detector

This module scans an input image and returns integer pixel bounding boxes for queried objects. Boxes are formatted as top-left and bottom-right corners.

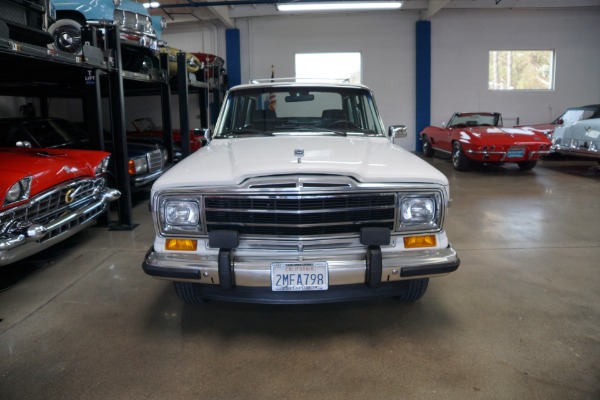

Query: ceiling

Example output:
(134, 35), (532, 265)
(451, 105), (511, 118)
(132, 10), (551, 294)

(147, 0), (600, 28)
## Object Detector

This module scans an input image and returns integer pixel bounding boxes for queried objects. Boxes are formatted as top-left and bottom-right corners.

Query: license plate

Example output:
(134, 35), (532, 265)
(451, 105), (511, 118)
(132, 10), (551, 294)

(271, 262), (328, 291)
(506, 148), (525, 158)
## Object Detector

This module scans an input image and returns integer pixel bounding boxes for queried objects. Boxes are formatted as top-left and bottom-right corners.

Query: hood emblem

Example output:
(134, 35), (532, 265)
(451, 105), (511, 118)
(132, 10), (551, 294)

(61, 165), (79, 174)
(295, 148), (304, 164)
(65, 186), (82, 204)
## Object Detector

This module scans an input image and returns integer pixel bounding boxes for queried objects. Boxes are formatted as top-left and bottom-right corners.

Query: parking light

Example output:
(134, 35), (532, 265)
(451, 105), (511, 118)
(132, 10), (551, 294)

(166, 239), (198, 251)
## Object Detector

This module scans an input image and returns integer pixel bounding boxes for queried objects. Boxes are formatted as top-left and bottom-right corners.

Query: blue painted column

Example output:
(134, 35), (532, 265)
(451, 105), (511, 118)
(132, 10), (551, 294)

(226, 29), (241, 88)
(415, 20), (431, 152)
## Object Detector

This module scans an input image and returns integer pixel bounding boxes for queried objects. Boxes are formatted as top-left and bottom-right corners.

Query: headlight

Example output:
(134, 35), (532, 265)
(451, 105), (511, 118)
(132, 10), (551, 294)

(95, 156), (111, 176)
(128, 157), (148, 175)
(397, 193), (442, 232)
(166, 201), (199, 226)
(158, 196), (204, 235)
(3, 177), (32, 206)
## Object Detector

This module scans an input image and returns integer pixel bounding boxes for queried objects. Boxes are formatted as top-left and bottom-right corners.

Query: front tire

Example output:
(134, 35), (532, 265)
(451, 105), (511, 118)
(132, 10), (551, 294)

(174, 282), (209, 304)
(517, 160), (537, 170)
(452, 141), (471, 171)
(422, 135), (434, 157)
(395, 278), (429, 302)
(48, 18), (84, 54)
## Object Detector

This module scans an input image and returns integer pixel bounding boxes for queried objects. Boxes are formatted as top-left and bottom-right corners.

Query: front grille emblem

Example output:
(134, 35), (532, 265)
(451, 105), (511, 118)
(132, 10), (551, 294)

(64, 186), (82, 204)
(295, 148), (304, 164)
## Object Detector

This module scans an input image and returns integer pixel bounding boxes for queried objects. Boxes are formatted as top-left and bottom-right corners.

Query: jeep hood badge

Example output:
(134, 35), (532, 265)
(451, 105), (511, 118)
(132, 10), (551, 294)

(294, 148), (304, 163)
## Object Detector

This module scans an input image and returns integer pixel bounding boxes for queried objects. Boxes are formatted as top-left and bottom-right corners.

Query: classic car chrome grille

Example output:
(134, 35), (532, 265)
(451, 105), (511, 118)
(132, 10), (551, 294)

(204, 193), (396, 236)
(147, 149), (164, 173)
(0, 178), (103, 240)
(114, 10), (152, 34)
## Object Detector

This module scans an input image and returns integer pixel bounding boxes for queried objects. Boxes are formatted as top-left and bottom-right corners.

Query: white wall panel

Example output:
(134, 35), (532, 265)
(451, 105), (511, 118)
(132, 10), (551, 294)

(430, 8), (600, 127)
(237, 11), (419, 149)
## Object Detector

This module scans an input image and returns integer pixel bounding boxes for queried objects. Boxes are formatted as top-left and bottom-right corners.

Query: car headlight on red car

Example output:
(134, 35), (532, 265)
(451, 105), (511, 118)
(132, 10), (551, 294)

(3, 177), (32, 206)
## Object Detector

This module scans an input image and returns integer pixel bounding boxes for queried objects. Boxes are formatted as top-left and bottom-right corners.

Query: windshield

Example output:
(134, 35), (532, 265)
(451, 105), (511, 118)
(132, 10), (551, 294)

(449, 113), (502, 128)
(214, 86), (385, 138)
(22, 119), (89, 147)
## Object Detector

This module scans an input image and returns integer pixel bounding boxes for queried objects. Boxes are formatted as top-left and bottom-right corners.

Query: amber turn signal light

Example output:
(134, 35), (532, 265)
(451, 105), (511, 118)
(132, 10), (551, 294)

(403, 235), (437, 248)
(166, 239), (198, 251)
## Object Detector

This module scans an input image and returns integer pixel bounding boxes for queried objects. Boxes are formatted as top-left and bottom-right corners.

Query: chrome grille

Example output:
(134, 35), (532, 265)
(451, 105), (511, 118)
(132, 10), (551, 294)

(147, 149), (164, 173)
(0, 178), (103, 240)
(114, 10), (152, 34)
(204, 193), (396, 236)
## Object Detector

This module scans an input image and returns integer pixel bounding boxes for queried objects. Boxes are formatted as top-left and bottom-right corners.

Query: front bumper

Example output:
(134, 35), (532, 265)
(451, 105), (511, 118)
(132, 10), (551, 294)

(142, 244), (460, 303)
(0, 188), (120, 266)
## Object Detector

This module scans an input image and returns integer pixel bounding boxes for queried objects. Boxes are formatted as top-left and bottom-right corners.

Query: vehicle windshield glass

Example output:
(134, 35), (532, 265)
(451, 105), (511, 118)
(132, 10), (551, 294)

(214, 86), (384, 138)
(559, 109), (597, 125)
(22, 119), (89, 147)
(449, 113), (501, 128)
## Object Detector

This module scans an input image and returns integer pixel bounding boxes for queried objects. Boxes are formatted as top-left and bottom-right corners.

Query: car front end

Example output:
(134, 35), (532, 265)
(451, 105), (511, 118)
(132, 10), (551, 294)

(0, 149), (120, 266)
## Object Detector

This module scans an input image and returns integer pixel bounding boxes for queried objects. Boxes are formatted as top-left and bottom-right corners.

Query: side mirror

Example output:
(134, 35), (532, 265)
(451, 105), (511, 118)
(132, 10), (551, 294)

(388, 125), (408, 139)
(441, 122), (447, 128)
(205, 129), (213, 143)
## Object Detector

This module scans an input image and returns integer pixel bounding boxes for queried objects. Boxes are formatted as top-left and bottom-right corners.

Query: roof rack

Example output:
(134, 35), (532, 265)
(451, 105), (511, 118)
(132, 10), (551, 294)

(249, 77), (351, 84)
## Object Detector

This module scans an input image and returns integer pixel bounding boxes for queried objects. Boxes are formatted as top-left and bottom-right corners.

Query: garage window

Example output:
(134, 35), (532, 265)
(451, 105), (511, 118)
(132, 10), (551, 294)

(295, 52), (361, 84)
(488, 50), (555, 91)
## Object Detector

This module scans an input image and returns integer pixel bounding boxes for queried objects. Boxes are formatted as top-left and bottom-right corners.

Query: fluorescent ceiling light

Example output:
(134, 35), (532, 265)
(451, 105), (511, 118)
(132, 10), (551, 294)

(143, 1), (160, 8)
(276, 2), (402, 12)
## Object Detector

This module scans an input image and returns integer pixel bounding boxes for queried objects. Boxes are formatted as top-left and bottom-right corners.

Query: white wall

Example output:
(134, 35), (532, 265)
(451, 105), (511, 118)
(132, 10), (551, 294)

(430, 8), (600, 127)
(235, 7), (600, 150)
(236, 11), (418, 149)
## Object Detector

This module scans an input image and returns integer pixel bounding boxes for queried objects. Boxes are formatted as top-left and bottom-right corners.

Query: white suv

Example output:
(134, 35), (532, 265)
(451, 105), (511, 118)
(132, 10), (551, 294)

(142, 80), (460, 304)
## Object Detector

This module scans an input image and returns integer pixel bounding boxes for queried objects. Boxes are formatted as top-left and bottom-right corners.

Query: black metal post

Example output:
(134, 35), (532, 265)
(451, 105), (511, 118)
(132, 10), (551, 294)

(159, 52), (174, 162)
(106, 25), (136, 230)
(177, 52), (191, 157)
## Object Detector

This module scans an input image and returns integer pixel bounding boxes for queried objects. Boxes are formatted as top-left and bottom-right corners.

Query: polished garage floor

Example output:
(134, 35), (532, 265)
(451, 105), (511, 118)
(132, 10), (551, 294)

(1, 156), (599, 400)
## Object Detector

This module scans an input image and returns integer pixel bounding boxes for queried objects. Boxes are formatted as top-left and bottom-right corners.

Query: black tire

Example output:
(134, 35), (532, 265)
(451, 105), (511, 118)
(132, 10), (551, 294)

(122, 46), (159, 74)
(48, 18), (84, 54)
(174, 281), (209, 304)
(395, 278), (429, 302)
(452, 141), (471, 171)
(517, 160), (537, 170)
(422, 134), (434, 157)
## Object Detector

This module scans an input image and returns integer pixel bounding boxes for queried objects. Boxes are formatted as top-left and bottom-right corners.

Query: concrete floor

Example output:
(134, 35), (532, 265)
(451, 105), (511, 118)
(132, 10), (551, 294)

(0, 156), (599, 400)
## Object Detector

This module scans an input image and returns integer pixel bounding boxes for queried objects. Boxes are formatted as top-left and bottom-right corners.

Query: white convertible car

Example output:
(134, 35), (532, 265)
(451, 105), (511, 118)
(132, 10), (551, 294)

(553, 117), (600, 160)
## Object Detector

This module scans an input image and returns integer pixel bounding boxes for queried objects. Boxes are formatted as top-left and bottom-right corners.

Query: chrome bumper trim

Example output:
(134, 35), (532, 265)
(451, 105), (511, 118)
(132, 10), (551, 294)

(142, 244), (460, 287)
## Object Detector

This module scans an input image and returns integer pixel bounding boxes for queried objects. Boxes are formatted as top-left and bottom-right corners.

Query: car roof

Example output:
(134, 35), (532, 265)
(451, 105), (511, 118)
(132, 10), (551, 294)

(231, 80), (370, 92)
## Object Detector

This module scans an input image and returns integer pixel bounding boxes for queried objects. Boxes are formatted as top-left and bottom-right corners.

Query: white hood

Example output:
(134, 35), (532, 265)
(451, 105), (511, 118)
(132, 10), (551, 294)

(152, 136), (448, 191)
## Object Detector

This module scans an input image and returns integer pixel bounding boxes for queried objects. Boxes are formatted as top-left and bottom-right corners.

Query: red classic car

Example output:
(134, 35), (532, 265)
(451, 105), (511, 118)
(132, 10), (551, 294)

(0, 148), (120, 266)
(127, 117), (205, 153)
(420, 112), (552, 171)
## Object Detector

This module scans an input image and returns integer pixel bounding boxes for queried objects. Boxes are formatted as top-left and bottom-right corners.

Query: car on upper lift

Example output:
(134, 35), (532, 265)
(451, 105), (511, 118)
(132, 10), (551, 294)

(48, 0), (165, 73)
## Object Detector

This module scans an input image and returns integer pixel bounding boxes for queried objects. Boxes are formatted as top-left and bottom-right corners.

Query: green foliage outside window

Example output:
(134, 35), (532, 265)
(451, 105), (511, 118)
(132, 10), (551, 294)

(489, 50), (554, 90)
